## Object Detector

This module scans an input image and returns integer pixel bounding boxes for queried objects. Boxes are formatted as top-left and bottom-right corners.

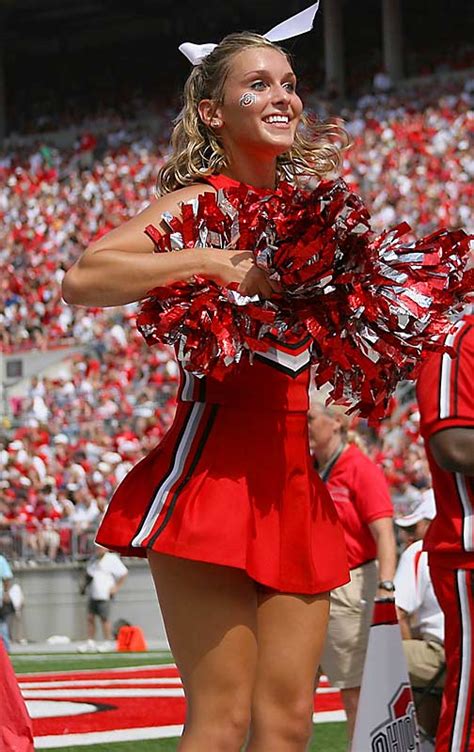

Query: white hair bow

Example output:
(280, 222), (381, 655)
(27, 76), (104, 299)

(179, 1), (320, 66)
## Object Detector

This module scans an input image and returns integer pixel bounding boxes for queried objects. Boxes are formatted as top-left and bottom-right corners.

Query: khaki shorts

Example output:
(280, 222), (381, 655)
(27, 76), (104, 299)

(403, 638), (445, 688)
(320, 560), (377, 689)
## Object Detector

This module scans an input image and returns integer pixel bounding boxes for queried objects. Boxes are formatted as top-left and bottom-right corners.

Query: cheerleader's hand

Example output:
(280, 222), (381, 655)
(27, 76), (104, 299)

(203, 249), (281, 299)
(238, 264), (282, 299)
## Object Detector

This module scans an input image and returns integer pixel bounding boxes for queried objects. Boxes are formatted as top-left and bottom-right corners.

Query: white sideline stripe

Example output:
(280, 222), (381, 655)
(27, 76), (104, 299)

(20, 677), (182, 689)
(313, 710), (346, 723)
(34, 725), (185, 748)
(34, 713), (347, 748)
(22, 688), (185, 699)
(17, 661), (176, 675)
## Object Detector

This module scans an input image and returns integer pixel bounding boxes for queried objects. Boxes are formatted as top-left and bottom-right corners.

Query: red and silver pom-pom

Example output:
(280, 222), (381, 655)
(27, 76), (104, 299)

(137, 180), (473, 418)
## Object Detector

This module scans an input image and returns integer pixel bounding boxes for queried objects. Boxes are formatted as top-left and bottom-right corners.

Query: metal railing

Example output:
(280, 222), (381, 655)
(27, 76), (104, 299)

(0, 524), (98, 564)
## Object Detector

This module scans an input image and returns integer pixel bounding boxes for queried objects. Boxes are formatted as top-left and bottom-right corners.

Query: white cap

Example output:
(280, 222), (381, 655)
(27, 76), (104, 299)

(118, 440), (140, 453)
(53, 434), (69, 444)
(102, 451), (122, 465)
(395, 490), (437, 527)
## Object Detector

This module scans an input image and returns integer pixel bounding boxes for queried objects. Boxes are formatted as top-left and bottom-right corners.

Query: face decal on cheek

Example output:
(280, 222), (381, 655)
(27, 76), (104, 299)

(239, 92), (257, 107)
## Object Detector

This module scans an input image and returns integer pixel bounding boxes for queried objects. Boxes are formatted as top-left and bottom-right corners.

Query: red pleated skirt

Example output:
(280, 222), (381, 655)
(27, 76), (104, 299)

(96, 401), (349, 594)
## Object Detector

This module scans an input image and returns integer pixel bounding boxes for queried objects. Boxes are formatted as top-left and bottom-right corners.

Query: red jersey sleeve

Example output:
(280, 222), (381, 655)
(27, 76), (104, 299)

(417, 317), (474, 440)
(351, 448), (394, 524)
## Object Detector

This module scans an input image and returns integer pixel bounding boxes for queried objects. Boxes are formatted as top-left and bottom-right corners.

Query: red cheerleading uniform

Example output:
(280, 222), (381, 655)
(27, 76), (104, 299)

(416, 315), (474, 752)
(96, 175), (350, 595)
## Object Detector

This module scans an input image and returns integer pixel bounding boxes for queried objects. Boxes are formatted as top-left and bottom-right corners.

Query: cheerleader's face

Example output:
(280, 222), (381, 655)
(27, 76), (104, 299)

(201, 47), (303, 158)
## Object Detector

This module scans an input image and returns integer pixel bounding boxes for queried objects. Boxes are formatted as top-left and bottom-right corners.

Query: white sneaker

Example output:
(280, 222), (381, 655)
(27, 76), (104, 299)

(77, 639), (97, 653)
(97, 640), (116, 653)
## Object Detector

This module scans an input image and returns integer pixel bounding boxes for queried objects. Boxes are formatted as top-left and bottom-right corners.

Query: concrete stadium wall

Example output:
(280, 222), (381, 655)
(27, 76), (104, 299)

(2, 345), (83, 389)
(13, 560), (169, 645)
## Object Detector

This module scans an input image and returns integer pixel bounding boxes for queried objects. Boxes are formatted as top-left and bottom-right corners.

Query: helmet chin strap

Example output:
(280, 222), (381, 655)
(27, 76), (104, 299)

(179, 2), (320, 66)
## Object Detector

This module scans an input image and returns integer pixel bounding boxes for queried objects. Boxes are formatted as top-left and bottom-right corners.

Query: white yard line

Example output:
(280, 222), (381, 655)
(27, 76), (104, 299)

(21, 678), (335, 691)
(34, 713), (347, 748)
(24, 688), (185, 698)
(34, 725), (185, 748)
(20, 677), (182, 689)
(313, 710), (347, 723)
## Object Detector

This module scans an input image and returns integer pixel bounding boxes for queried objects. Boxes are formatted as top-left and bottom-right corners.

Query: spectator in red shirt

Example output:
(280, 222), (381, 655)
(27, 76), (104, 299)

(308, 394), (396, 743)
(416, 314), (474, 752)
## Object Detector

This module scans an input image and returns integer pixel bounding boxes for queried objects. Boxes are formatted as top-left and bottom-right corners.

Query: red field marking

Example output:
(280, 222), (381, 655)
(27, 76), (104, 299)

(21, 665), (343, 739)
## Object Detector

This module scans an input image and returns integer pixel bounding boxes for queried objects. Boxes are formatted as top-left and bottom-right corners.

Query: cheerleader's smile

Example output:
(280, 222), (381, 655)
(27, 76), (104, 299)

(262, 113), (291, 129)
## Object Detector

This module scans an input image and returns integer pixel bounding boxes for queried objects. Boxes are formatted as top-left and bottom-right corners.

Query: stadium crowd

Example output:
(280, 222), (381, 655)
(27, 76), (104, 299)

(0, 340), (178, 560)
(0, 74), (472, 561)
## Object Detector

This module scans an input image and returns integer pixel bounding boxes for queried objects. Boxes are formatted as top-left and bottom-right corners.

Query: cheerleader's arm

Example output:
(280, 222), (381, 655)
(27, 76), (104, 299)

(62, 184), (274, 307)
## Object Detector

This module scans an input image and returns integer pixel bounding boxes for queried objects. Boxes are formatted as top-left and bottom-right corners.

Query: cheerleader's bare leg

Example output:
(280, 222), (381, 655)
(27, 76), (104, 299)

(246, 590), (330, 752)
(148, 551), (258, 751)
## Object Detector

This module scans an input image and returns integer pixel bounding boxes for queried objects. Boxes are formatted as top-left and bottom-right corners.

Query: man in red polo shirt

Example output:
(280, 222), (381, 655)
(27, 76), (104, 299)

(416, 314), (474, 752)
(308, 396), (396, 743)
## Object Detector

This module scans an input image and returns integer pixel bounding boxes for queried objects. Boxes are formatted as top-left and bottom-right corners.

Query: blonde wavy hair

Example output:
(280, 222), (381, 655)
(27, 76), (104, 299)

(158, 32), (351, 195)
(309, 390), (367, 452)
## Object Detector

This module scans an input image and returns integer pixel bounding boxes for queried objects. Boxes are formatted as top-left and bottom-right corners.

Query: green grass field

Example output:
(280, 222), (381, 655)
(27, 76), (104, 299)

(56, 723), (347, 751)
(12, 651), (173, 675)
(13, 651), (347, 751)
